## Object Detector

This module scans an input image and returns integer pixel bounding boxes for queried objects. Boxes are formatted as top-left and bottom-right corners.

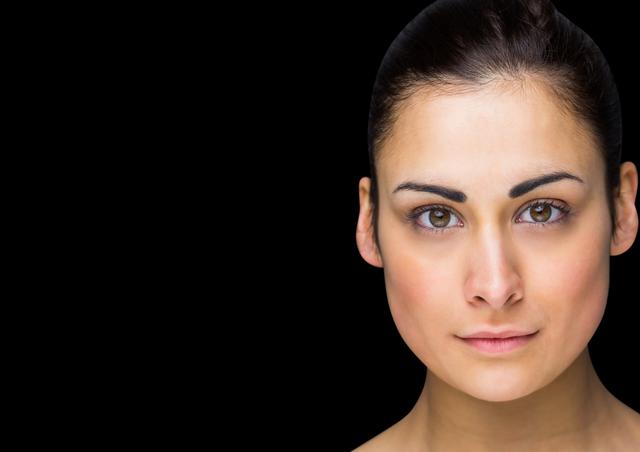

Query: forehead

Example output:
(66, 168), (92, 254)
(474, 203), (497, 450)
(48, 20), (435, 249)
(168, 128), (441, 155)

(377, 81), (598, 190)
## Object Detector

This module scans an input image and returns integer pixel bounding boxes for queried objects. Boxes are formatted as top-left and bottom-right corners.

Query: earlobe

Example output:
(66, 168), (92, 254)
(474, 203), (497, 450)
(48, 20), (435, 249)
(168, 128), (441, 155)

(610, 161), (639, 256)
(356, 177), (384, 268)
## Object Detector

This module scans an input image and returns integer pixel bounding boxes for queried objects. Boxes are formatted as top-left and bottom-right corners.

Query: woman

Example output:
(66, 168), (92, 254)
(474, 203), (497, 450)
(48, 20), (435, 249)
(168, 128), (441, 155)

(354, 0), (639, 449)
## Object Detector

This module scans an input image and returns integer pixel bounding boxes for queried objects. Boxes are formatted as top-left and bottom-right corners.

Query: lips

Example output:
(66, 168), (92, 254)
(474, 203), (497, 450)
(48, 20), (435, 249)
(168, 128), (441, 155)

(460, 330), (537, 339)
(458, 331), (539, 353)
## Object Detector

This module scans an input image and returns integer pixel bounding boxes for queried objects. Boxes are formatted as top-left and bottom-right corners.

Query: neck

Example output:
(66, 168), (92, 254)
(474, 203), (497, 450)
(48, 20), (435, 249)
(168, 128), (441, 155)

(404, 349), (615, 450)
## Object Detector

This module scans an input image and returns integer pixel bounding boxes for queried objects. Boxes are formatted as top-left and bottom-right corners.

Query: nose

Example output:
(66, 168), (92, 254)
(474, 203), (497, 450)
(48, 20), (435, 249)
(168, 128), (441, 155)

(464, 230), (523, 309)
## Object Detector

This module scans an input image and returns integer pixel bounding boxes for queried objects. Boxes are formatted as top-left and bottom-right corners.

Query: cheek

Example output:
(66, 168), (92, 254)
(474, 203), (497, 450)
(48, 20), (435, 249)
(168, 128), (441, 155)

(382, 248), (454, 363)
(536, 230), (610, 356)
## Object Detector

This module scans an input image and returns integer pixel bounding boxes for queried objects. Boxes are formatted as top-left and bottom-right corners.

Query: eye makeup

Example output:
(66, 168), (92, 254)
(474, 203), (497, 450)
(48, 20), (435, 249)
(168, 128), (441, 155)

(405, 199), (574, 235)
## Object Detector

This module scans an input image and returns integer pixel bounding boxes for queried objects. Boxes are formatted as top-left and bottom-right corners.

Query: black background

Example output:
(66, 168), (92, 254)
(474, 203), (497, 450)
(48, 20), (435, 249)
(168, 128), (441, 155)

(248, 2), (640, 449)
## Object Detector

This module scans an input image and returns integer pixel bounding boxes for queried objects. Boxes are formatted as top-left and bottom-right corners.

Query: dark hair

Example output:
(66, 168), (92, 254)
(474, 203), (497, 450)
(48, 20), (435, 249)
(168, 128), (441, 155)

(367, 0), (622, 253)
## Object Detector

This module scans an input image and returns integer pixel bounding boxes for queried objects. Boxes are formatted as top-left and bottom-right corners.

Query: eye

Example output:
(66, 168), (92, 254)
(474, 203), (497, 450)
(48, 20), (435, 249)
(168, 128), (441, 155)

(516, 200), (571, 227)
(408, 199), (572, 235)
(409, 204), (462, 234)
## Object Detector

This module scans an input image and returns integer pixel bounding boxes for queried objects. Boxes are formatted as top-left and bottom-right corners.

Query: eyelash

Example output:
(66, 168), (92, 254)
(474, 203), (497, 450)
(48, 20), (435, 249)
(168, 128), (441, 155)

(407, 200), (573, 235)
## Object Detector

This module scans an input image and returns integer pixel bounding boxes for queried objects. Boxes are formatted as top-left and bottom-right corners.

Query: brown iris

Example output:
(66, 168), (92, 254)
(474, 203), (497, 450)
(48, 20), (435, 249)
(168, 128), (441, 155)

(530, 204), (552, 222)
(429, 209), (450, 228)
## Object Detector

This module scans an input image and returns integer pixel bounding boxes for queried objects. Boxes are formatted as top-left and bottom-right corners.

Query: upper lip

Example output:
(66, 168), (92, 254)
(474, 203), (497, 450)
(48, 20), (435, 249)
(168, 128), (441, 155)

(458, 329), (538, 339)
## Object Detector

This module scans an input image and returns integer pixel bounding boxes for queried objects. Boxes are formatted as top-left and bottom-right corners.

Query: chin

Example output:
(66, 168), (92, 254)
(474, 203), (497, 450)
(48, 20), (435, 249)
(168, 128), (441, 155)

(467, 386), (538, 403)
(453, 368), (543, 402)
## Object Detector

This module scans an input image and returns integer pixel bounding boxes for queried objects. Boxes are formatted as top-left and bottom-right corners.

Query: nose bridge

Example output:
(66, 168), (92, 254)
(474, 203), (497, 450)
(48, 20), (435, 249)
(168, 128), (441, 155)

(465, 221), (522, 308)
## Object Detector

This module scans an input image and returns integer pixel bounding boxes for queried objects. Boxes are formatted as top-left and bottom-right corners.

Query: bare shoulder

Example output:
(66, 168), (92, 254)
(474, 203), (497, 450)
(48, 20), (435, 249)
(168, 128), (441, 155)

(351, 419), (407, 452)
(622, 404), (640, 440)
(608, 396), (640, 449)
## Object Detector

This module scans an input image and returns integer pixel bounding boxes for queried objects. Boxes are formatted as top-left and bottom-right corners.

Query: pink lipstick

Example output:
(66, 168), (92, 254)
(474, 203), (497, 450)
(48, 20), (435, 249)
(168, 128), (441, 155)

(457, 330), (539, 353)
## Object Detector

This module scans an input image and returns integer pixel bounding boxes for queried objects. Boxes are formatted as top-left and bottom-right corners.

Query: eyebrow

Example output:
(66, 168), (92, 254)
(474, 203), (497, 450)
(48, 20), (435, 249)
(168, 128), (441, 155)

(392, 171), (584, 202)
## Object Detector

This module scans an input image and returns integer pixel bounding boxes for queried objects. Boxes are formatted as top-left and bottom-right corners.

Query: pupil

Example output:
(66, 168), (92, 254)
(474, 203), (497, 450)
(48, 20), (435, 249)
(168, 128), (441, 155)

(531, 205), (551, 222)
(430, 209), (449, 227)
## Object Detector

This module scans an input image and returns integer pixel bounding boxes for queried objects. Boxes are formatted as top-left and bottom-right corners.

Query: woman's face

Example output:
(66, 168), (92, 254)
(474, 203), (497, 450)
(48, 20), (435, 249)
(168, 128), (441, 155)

(371, 81), (613, 402)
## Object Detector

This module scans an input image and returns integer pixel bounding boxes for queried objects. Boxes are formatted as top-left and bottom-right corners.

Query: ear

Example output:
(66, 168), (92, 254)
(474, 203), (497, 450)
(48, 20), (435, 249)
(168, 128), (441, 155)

(610, 161), (639, 256)
(356, 177), (384, 268)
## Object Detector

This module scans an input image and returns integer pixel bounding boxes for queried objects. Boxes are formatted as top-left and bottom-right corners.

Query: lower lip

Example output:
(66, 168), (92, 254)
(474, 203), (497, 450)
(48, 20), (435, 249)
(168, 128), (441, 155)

(458, 331), (539, 354)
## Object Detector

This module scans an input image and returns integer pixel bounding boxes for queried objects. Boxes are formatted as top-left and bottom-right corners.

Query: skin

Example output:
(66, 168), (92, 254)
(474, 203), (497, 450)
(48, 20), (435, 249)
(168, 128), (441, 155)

(355, 78), (640, 451)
